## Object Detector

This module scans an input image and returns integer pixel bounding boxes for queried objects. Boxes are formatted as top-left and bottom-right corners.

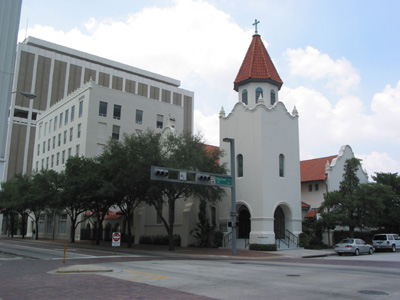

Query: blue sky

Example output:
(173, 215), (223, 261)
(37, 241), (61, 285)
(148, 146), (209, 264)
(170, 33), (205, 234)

(18, 0), (400, 177)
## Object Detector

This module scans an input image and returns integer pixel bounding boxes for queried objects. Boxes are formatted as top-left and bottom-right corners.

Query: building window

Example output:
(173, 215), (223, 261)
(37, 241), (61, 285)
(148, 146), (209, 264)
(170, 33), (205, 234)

(69, 128), (73, 142)
(43, 142), (45, 153)
(58, 133), (61, 147)
(138, 83), (148, 97)
(150, 86), (160, 100)
(41, 159), (44, 170)
(46, 157), (49, 169)
(77, 124), (81, 138)
(52, 137), (55, 149)
(54, 116), (57, 131)
(279, 154), (284, 177)
(65, 109), (69, 125)
(62, 150), (65, 164)
(309, 184), (312, 192)
(242, 89), (248, 105)
(237, 154), (243, 177)
(256, 87), (263, 103)
(49, 120), (52, 134)
(59, 112), (63, 128)
(76, 144), (80, 156)
(315, 184), (319, 191)
(37, 144), (40, 156)
(39, 124), (42, 139)
(270, 89), (276, 105)
(156, 114), (163, 129)
(63, 130), (67, 144)
(79, 100), (83, 118)
(136, 110), (143, 124)
(51, 155), (54, 168)
(58, 214), (67, 234)
(56, 153), (60, 166)
(47, 139), (50, 151)
(36, 161), (38, 172)
(71, 105), (75, 122)
(68, 148), (72, 158)
(99, 101), (108, 117)
(162, 89), (171, 103)
(44, 122), (47, 137)
(113, 104), (121, 120)
(112, 125), (120, 140)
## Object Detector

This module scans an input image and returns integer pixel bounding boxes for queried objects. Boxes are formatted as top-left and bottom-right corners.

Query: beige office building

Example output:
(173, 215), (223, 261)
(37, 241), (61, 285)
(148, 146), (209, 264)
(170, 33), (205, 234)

(5, 37), (194, 181)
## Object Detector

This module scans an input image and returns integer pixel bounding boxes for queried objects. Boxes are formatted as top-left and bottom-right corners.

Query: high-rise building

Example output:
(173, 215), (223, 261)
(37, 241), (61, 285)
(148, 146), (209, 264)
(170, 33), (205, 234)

(0, 0), (22, 186)
(4, 37), (194, 181)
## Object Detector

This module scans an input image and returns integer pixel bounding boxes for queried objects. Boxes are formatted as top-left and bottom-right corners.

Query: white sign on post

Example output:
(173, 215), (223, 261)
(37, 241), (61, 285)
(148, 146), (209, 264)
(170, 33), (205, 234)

(112, 232), (121, 247)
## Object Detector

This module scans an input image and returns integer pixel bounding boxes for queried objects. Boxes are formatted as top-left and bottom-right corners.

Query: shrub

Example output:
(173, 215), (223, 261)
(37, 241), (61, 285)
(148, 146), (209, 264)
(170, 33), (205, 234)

(298, 232), (310, 248)
(212, 230), (224, 248)
(139, 234), (181, 246)
(249, 243), (277, 251)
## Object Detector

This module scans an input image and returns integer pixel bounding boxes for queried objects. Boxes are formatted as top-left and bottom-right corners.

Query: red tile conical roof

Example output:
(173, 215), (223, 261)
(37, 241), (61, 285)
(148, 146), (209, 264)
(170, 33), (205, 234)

(234, 34), (283, 91)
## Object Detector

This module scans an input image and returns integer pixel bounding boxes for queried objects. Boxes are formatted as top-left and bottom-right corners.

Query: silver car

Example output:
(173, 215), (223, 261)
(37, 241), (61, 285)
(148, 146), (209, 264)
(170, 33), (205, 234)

(334, 238), (374, 256)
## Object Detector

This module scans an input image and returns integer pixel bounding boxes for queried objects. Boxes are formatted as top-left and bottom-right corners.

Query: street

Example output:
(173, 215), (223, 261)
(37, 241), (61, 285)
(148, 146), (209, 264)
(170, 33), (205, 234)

(1, 238), (400, 300)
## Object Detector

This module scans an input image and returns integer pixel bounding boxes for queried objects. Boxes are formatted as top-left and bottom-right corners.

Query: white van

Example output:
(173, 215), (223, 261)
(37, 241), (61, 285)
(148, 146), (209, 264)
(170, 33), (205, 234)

(372, 234), (400, 252)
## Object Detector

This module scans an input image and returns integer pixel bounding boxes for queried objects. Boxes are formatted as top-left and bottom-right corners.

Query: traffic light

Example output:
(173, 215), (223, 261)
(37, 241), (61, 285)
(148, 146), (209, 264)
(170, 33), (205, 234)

(155, 169), (169, 177)
(197, 174), (211, 181)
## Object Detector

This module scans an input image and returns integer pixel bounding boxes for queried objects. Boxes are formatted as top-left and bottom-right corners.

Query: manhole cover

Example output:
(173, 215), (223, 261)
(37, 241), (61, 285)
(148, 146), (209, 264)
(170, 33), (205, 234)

(358, 290), (389, 296)
(286, 274), (300, 277)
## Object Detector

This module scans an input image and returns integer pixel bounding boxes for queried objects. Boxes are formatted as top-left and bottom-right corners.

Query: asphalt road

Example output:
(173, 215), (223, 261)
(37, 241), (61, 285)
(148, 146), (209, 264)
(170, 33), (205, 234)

(1, 238), (400, 300)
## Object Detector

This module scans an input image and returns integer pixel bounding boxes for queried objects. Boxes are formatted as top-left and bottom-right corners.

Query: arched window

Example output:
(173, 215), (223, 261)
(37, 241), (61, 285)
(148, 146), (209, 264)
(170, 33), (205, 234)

(255, 87), (263, 103)
(237, 154), (243, 177)
(279, 154), (284, 177)
(270, 89), (276, 105)
(242, 89), (248, 105)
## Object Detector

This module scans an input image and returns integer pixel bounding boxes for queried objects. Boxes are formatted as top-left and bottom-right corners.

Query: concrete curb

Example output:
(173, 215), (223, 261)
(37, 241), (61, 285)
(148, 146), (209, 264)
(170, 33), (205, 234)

(56, 264), (113, 274)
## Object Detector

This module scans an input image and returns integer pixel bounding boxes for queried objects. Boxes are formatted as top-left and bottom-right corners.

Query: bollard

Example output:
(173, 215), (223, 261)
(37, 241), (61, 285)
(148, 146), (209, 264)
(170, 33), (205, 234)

(63, 245), (66, 263)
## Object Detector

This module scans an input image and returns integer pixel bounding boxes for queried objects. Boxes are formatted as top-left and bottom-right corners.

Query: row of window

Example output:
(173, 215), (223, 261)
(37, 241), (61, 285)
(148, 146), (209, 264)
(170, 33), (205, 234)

(242, 88), (276, 105)
(309, 183), (319, 192)
(37, 124), (81, 156)
(37, 213), (67, 234)
(39, 100), (83, 139)
(236, 153), (285, 178)
(35, 145), (80, 172)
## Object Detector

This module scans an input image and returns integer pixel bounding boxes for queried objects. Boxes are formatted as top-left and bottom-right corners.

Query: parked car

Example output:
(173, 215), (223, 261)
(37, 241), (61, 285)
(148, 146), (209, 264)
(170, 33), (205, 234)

(334, 238), (374, 256)
(372, 233), (400, 252)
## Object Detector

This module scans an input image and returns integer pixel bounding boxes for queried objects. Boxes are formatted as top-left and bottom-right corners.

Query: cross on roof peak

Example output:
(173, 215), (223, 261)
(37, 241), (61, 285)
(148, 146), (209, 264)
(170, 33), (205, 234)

(253, 19), (260, 35)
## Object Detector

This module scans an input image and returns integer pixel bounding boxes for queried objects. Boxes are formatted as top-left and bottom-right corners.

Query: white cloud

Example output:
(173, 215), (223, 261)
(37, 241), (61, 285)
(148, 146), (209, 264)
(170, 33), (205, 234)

(194, 109), (219, 146)
(358, 152), (400, 177)
(284, 46), (360, 95)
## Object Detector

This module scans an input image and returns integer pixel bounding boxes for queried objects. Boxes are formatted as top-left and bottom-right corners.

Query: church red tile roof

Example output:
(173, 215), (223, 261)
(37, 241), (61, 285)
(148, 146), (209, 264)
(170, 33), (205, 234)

(305, 210), (317, 218)
(300, 155), (337, 183)
(234, 34), (283, 91)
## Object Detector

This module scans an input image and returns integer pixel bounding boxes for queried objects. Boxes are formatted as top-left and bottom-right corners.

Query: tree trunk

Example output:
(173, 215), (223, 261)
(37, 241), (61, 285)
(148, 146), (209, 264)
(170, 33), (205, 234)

(126, 215), (133, 248)
(168, 200), (175, 251)
(70, 222), (76, 243)
(349, 225), (355, 238)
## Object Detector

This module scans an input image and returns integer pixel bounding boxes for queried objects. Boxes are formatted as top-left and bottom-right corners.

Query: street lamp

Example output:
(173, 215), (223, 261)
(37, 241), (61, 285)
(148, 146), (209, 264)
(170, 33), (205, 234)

(223, 137), (237, 256)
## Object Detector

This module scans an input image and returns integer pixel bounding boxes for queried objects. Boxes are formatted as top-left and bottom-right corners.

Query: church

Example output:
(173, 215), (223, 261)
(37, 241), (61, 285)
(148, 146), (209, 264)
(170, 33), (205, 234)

(217, 27), (302, 248)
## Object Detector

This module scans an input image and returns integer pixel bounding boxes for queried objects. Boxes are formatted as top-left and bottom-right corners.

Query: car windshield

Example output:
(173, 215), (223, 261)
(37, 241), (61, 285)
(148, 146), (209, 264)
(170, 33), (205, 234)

(373, 235), (386, 241)
(339, 239), (353, 244)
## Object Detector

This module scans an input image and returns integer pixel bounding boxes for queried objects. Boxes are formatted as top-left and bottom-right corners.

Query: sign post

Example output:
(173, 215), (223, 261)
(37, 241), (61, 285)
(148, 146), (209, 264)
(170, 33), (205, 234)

(112, 232), (121, 255)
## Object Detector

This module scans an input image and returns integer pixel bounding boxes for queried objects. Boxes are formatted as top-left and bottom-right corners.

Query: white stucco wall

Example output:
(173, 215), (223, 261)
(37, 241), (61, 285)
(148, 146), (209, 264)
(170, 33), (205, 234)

(219, 97), (302, 244)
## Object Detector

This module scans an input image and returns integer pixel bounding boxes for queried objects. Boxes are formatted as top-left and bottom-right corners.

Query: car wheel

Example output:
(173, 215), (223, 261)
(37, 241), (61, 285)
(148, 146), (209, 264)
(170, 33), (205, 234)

(392, 244), (396, 252)
(354, 249), (360, 256)
(368, 248), (373, 255)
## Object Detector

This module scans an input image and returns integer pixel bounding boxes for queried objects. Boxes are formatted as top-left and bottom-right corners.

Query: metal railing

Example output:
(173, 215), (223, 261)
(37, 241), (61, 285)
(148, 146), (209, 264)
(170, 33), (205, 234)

(223, 231), (233, 247)
(275, 228), (299, 249)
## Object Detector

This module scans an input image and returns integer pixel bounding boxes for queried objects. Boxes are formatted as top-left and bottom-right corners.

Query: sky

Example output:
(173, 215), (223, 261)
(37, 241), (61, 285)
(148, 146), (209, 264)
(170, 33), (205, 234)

(18, 0), (400, 179)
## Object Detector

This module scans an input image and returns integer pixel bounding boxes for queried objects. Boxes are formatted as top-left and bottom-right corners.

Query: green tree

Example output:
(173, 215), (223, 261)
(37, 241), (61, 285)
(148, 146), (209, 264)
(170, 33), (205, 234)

(101, 131), (162, 248)
(30, 169), (62, 240)
(60, 156), (92, 242)
(0, 180), (19, 237)
(372, 172), (400, 232)
(147, 132), (226, 251)
(85, 157), (116, 245)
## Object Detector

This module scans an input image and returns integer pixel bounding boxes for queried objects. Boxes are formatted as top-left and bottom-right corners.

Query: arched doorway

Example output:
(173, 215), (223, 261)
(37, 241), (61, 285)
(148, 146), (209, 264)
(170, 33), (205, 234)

(104, 223), (112, 241)
(274, 206), (285, 239)
(238, 206), (251, 239)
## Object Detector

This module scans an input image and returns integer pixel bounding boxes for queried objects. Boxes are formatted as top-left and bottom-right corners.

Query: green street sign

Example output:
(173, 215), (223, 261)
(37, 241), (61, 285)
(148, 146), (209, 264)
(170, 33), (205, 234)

(215, 176), (232, 186)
